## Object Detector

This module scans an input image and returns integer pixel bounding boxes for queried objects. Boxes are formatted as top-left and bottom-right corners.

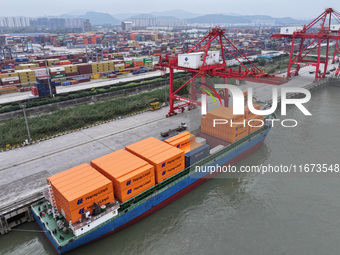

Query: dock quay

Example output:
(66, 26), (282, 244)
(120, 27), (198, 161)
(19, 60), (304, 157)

(0, 64), (339, 235)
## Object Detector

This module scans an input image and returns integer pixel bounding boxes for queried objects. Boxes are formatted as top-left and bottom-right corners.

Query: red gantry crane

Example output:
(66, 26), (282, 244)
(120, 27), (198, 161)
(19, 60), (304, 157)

(154, 27), (287, 117)
(271, 8), (340, 80)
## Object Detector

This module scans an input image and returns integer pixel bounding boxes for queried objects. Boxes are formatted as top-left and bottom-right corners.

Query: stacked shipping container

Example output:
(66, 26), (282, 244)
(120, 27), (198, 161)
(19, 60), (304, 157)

(91, 63), (104, 73)
(16, 69), (36, 86)
(77, 63), (92, 75)
(165, 132), (210, 167)
(101, 61), (114, 72)
(91, 150), (155, 203)
(244, 104), (264, 133)
(47, 163), (114, 223)
(201, 105), (264, 143)
(201, 106), (248, 143)
(126, 137), (185, 183)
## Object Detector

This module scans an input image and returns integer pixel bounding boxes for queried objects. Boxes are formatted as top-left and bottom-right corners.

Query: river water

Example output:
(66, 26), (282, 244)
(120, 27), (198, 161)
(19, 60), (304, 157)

(0, 85), (339, 255)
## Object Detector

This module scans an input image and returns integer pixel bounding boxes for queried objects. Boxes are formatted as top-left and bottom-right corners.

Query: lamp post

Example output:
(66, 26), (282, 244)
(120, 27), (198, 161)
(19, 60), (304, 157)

(20, 102), (32, 144)
(41, 43), (53, 96)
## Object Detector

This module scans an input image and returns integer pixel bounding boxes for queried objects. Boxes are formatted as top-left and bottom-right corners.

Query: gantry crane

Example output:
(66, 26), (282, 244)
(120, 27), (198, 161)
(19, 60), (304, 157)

(154, 27), (287, 117)
(271, 8), (340, 80)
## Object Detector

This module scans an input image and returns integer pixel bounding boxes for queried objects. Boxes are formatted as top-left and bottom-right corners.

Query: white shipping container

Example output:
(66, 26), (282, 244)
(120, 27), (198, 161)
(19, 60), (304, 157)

(280, 26), (303, 35)
(36, 73), (48, 77)
(133, 57), (144, 62)
(205, 51), (220, 65)
(50, 67), (65, 72)
(115, 64), (125, 67)
(34, 70), (48, 77)
(210, 145), (224, 154)
(34, 69), (48, 74)
(1, 77), (20, 82)
(330, 24), (340, 31)
(178, 52), (204, 69)
(16, 69), (34, 73)
(195, 137), (206, 145)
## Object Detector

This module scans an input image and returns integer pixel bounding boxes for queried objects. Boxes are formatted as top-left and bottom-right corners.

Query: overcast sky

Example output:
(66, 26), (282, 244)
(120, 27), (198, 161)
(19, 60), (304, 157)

(0, 0), (338, 19)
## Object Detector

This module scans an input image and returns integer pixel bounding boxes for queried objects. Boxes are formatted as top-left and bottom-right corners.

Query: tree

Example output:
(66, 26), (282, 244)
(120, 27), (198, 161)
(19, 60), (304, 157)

(258, 58), (266, 66)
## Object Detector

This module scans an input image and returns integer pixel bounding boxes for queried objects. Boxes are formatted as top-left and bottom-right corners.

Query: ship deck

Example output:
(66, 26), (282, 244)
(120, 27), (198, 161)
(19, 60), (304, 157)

(32, 201), (75, 246)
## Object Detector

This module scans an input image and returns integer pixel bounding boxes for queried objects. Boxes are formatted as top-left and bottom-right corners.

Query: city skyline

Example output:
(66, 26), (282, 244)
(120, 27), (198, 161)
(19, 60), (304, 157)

(0, 0), (338, 20)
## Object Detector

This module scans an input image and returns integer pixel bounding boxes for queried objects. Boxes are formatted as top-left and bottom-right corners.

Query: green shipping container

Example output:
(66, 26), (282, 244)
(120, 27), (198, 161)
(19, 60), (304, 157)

(52, 74), (66, 79)
(143, 57), (153, 64)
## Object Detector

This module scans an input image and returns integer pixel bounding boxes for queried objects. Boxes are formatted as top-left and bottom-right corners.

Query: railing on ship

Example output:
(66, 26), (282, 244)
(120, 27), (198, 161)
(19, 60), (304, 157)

(118, 115), (274, 212)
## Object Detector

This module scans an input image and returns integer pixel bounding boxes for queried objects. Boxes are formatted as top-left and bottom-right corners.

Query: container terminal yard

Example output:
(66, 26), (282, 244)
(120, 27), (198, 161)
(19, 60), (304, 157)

(0, 5), (340, 255)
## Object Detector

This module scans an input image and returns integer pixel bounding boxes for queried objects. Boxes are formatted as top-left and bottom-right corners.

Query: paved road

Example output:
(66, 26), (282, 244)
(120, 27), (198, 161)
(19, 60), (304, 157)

(0, 106), (196, 207)
(0, 62), (338, 208)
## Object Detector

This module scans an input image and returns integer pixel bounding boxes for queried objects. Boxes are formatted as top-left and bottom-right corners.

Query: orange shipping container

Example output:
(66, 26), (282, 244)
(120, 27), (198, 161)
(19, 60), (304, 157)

(154, 161), (184, 183)
(47, 163), (94, 185)
(115, 178), (155, 202)
(127, 144), (184, 172)
(91, 150), (154, 189)
(46, 163), (114, 220)
(201, 112), (250, 143)
(53, 177), (114, 211)
(205, 106), (244, 121)
(244, 104), (261, 118)
(90, 149), (155, 202)
(113, 165), (154, 193)
(164, 131), (195, 149)
(125, 137), (185, 183)
(60, 60), (71, 65)
(60, 193), (114, 223)
(248, 116), (265, 133)
(179, 141), (203, 154)
(164, 131), (190, 143)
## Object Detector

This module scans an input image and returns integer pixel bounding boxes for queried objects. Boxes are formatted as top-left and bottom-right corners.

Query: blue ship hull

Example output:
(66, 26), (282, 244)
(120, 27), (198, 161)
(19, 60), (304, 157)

(33, 126), (271, 254)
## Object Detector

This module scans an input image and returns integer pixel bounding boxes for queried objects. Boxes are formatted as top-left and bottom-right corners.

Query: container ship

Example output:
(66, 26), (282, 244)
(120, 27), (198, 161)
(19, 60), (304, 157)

(32, 105), (274, 254)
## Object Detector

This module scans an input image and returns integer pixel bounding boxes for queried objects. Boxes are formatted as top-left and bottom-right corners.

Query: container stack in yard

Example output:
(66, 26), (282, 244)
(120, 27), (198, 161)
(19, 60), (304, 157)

(101, 61), (115, 72)
(91, 62), (104, 73)
(47, 163), (115, 223)
(1, 76), (20, 86)
(72, 76), (90, 83)
(126, 137), (185, 183)
(33, 68), (48, 80)
(63, 64), (79, 76)
(31, 78), (57, 97)
(15, 63), (38, 70)
(0, 86), (18, 95)
(16, 69), (36, 86)
(50, 67), (66, 79)
(77, 63), (92, 75)
(133, 58), (144, 67)
(47, 59), (60, 66)
(91, 150), (155, 203)
(143, 57), (153, 67)
(113, 60), (124, 70)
